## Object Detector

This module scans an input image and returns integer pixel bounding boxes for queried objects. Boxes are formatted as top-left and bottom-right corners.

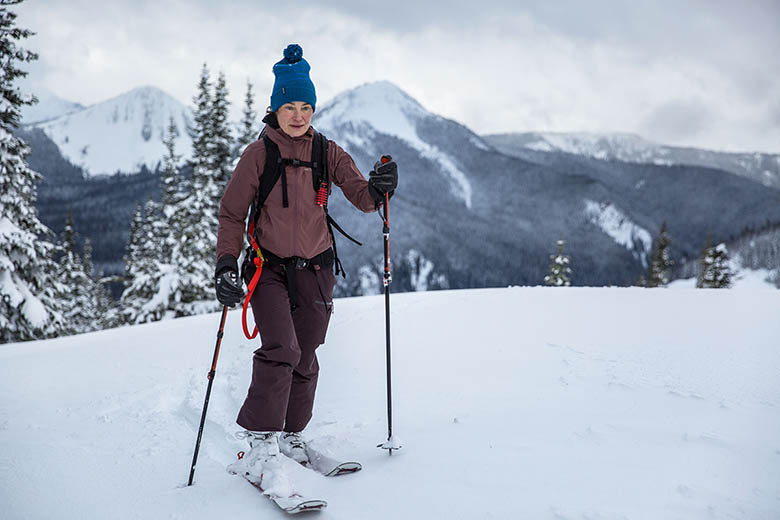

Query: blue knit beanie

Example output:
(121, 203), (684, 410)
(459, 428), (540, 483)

(270, 44), (317, 112)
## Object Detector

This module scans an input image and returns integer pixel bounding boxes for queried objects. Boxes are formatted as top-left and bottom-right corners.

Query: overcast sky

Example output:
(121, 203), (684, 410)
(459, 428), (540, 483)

(16, 0), (780, 153)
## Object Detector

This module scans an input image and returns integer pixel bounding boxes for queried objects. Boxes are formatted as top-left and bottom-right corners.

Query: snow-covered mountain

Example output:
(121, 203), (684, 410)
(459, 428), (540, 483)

(2, 287), (778, 518)
(26, 81), (780, 289)
(33, 86), (193, 176)
(19, 86), (84, 125)
(316, 81), (480, 209)
(308, 82), (780, 291)
(583, 200), (652, 268)
(484, 132), (780, 189)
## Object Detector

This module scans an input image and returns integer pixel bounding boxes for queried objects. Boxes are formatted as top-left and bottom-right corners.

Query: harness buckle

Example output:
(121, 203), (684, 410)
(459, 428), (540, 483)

(295, 257), (310, 270)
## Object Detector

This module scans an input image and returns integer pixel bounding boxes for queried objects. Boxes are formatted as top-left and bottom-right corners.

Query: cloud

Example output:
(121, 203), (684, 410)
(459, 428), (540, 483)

(14, 0), (780, 153)
(640, 99), (713, 143)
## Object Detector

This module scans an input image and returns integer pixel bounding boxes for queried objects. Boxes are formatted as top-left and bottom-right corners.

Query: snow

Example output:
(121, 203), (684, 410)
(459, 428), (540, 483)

(17, 281), (48, 328)
(406, 249), (435, 292)
(316, 82), (473, 209)
(669, 267), (777, 290)
(34, 86), (193, 176)
(524, 132), (658, 160)
(584, 200), (653, 266)
(1, 287), (779, 519)
(19, 86), (84, 125)
(315, 81), (428, 145)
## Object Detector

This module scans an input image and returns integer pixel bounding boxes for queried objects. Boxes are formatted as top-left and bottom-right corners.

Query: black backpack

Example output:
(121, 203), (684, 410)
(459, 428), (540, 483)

(245, 128), (361, 277)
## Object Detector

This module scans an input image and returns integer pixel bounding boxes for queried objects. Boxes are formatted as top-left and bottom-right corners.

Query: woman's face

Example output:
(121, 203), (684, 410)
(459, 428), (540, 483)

(276, 102), (313, 137)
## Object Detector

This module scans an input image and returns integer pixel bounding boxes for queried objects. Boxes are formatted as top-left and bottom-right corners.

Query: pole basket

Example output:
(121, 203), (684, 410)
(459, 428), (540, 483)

(378, 435), (403, 454)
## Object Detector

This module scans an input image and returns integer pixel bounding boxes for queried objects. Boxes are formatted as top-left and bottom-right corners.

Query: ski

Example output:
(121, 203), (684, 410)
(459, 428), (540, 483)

(241, 473), (327, 514)
(297, 445), (362, 477)
(228, 453), (327, 514)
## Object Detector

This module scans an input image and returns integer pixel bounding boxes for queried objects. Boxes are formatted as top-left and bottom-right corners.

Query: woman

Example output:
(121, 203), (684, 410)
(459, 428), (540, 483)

(214, 44), (398, 482)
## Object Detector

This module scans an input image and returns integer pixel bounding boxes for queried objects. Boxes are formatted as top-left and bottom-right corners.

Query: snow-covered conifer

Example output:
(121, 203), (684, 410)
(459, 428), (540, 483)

(121, 198), (169, 323)
(94, 270), (119, 330)
(58, 214), (93, 334)
(160, 116), (183, 260)
(544, 239), (572, 287)
(211, 71), (233, 191)
(154, 117), (186, 315)
(176, 65), (219, 315)
(697, 241), (732, 289)
(80, 237), (102, 330)
(647, 220), (673, 287)
(0, 1), (65, 342)
(189, 63), (212, 186)
(235, 78), (258, 157)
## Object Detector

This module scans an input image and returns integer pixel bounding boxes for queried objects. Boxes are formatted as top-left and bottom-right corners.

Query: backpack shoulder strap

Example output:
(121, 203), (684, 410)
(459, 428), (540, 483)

(258, 134), (283, 209)
(310, 129), (363, 277)
(247, 134), (283, 236)
(310, 129), (329, 192)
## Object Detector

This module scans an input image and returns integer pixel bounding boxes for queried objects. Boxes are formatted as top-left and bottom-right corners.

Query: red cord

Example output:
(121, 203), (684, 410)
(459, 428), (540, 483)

(315, 181), (328, 206)
(242, 257), (262, 339)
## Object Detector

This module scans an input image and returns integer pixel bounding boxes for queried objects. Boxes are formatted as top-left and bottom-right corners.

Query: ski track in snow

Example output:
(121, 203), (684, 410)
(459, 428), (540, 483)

(1, 287), (779, 519)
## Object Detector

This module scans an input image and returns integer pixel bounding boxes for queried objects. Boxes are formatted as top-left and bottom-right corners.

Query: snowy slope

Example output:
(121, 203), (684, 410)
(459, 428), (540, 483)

(33, 86), (193, 176)
(485, 132), (780, 189)
(584, 199), (653, 267)
(1, 287), (779, 519)
(669, 267), (778, 290)
(507, 132), (665, 162)
(19, 86), (84, 125)
(315, 81), (474, 208)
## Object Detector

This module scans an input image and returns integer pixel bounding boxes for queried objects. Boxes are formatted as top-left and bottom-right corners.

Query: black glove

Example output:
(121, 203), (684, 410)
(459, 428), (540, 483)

(215, 254), (243, 307)
(368, 157), (398, 201)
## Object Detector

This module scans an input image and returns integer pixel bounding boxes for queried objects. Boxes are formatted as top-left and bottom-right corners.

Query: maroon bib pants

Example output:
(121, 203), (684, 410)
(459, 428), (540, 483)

(236, 262), (335, 433)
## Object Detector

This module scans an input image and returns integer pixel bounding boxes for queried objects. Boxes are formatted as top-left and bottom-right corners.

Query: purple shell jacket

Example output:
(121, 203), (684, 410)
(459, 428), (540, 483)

(216, 124), (378, 261)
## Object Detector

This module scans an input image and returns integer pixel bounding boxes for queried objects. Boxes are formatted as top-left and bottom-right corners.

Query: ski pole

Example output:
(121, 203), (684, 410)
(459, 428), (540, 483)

(376, 155), (401, 455)
(188, 305), (229, 486)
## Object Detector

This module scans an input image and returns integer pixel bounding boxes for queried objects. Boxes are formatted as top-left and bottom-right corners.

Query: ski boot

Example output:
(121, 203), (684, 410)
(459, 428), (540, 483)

(279, 431), (310, 465)
(228, 431), (290, 495)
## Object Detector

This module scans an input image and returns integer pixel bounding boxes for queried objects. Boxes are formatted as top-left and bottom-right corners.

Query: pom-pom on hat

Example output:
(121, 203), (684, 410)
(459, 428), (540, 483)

(271, 44), (317, 112)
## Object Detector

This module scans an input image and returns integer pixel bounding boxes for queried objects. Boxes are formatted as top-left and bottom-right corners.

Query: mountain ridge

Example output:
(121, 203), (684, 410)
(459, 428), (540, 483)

(484, 131), (780, 189)
(32, 85), (193, 176)
(25, 81), (780, 292)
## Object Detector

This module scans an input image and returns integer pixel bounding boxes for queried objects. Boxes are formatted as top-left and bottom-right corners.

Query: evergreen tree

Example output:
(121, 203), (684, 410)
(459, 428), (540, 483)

(160, 116), (183, 260)
(120, 204), (145, 324)
(121, 198), (169, 323)
(177, 64), (220, 315)
(123, 204), (144, 280)
(235, 78), (258, 157)
(58, 214), (93, 334)
(544, 239), (572, 287)
(156, 117), (185, 315)
(0, 1), (65, 342)
(82, 236), (94, 280)
(211, 70), (233, 191)
(697, 241), (732, 289)
(647, 220), (674, 287)
(81, 237), (101, 330)
(94, 270), (118, 330)
(189, 63), (212, 185)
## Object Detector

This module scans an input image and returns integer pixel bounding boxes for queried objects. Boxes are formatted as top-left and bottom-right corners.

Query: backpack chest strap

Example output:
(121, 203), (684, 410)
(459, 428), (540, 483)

(280, 157), (317, 169)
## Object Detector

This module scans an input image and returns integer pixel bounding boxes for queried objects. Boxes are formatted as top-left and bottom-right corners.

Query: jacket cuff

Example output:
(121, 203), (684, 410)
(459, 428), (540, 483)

(215, 254), (239, 278)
